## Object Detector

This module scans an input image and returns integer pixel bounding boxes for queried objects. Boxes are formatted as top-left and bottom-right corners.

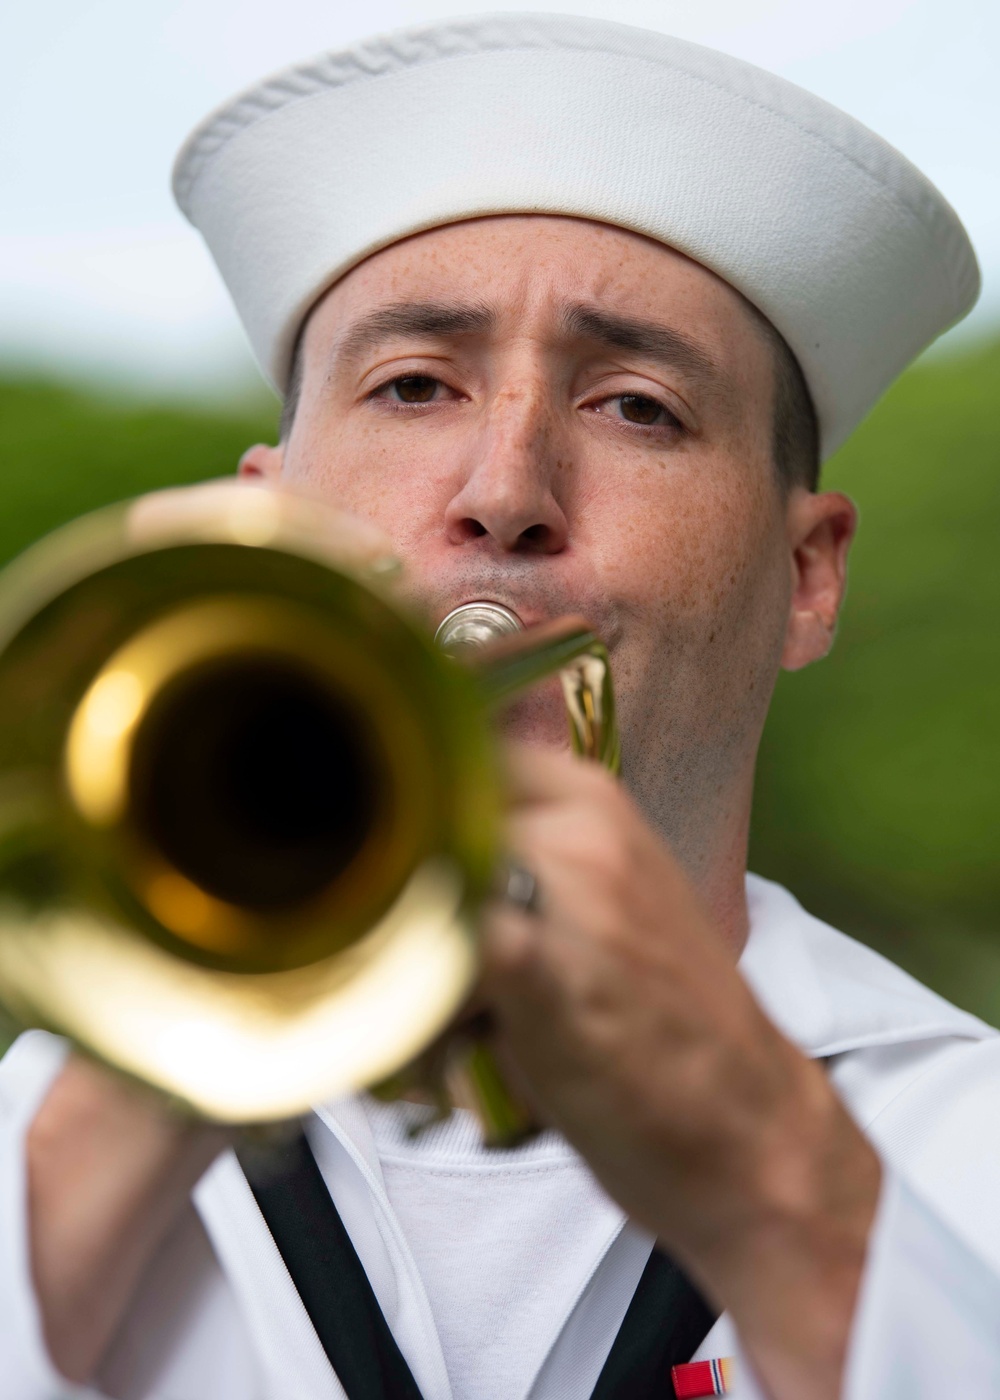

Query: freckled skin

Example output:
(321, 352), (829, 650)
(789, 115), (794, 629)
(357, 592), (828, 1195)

(241, 214), (854, 945)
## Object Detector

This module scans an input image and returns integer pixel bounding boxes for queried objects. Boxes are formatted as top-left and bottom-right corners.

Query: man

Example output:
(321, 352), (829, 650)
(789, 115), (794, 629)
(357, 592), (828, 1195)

(2, 13), (999, 1400)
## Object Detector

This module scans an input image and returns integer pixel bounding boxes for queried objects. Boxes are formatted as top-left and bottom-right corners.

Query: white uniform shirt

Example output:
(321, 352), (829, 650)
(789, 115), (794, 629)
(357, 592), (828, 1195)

(4, 874), (1000, 1400)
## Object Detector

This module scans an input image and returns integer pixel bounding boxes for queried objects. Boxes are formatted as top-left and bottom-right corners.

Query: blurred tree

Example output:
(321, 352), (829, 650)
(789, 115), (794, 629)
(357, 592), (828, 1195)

(0, 379), (277, 561)
(0, 343), (997, 1023)
(750, 339), (1000, 1017)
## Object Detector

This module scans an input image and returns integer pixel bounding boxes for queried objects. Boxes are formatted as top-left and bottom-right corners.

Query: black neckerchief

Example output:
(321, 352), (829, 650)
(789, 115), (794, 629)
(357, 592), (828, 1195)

(238, 1130), (717, 1400)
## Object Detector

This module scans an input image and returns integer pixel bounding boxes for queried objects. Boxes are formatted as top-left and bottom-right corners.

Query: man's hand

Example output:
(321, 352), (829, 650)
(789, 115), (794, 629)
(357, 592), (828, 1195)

(482, 744), (881, 1400)
(28, 1055), (229, 1383)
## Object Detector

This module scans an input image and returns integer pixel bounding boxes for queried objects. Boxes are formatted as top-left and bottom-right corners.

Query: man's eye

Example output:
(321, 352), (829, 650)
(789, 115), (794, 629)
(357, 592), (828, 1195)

(615, 394), (674, 426)
(386, 375), (440, 403)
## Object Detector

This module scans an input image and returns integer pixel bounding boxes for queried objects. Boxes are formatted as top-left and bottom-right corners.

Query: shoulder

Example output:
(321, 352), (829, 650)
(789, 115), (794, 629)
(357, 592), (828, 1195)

(846, 1034), (1000, 1272)
(743, 876), (1000, 1268)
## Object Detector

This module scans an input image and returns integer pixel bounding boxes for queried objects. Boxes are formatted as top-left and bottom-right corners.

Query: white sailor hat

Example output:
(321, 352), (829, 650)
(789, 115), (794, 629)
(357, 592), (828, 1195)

(173, 12), (979, 459)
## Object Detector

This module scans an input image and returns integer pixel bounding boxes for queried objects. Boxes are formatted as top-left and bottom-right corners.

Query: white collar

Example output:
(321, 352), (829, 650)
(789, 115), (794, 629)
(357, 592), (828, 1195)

(740, 874), (993, 1059)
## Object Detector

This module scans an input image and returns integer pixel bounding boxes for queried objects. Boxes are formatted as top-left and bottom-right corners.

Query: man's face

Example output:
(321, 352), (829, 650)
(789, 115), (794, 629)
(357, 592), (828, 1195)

(245, 216), (850, 865)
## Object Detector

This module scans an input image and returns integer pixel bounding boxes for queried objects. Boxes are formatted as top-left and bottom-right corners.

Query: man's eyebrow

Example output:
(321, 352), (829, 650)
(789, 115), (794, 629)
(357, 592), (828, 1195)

(335, 301), (497, 362)
(561, 304), (722, 390)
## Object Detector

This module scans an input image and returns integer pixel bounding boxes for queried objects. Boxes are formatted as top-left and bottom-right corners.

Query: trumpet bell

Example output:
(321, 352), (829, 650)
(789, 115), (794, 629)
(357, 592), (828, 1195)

(0, 485), (499, 1121)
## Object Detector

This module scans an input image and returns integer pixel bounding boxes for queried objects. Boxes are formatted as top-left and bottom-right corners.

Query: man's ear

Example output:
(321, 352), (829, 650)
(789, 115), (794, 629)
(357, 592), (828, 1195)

(781, 488), (858, 672)
(238, 443), (284, 482)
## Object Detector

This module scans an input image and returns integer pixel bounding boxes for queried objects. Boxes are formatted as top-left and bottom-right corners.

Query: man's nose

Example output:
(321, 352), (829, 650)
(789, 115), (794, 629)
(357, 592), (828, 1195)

(443, 384), (570, 554)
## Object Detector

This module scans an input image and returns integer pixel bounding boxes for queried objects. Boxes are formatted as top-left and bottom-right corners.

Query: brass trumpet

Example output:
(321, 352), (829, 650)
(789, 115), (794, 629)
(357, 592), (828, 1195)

(0, 483), (616, 1131)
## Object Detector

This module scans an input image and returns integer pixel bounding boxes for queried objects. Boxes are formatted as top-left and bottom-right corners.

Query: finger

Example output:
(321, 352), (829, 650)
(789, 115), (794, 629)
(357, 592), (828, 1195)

(502, 738), (617, 806)
(479, 901), (540, 982)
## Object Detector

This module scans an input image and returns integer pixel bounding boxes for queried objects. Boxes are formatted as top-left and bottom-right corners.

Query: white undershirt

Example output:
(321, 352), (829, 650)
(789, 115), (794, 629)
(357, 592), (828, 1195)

(361, 1097), (626, 1400)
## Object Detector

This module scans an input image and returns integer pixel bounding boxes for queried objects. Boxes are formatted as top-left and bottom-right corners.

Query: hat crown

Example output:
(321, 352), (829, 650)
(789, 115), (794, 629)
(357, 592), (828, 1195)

(173, 12), (980, 458)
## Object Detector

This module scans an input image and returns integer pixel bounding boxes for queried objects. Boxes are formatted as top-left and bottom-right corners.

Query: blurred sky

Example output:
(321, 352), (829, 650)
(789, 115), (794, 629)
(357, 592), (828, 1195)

(2, 0), (997, 399)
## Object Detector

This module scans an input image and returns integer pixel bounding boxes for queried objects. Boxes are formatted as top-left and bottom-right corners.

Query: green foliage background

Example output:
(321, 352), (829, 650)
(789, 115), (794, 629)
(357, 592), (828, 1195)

(751, 338), (1000, 1017)
(0, 342), (997, 1023)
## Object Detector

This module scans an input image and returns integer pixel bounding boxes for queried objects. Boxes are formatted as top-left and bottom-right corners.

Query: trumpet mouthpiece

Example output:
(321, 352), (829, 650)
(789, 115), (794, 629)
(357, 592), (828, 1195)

(435, 602), (522, 654)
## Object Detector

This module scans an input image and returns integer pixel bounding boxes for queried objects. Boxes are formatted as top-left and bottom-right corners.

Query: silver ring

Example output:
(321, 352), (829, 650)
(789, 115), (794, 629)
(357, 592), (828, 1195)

(502, 861), (542, 916)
